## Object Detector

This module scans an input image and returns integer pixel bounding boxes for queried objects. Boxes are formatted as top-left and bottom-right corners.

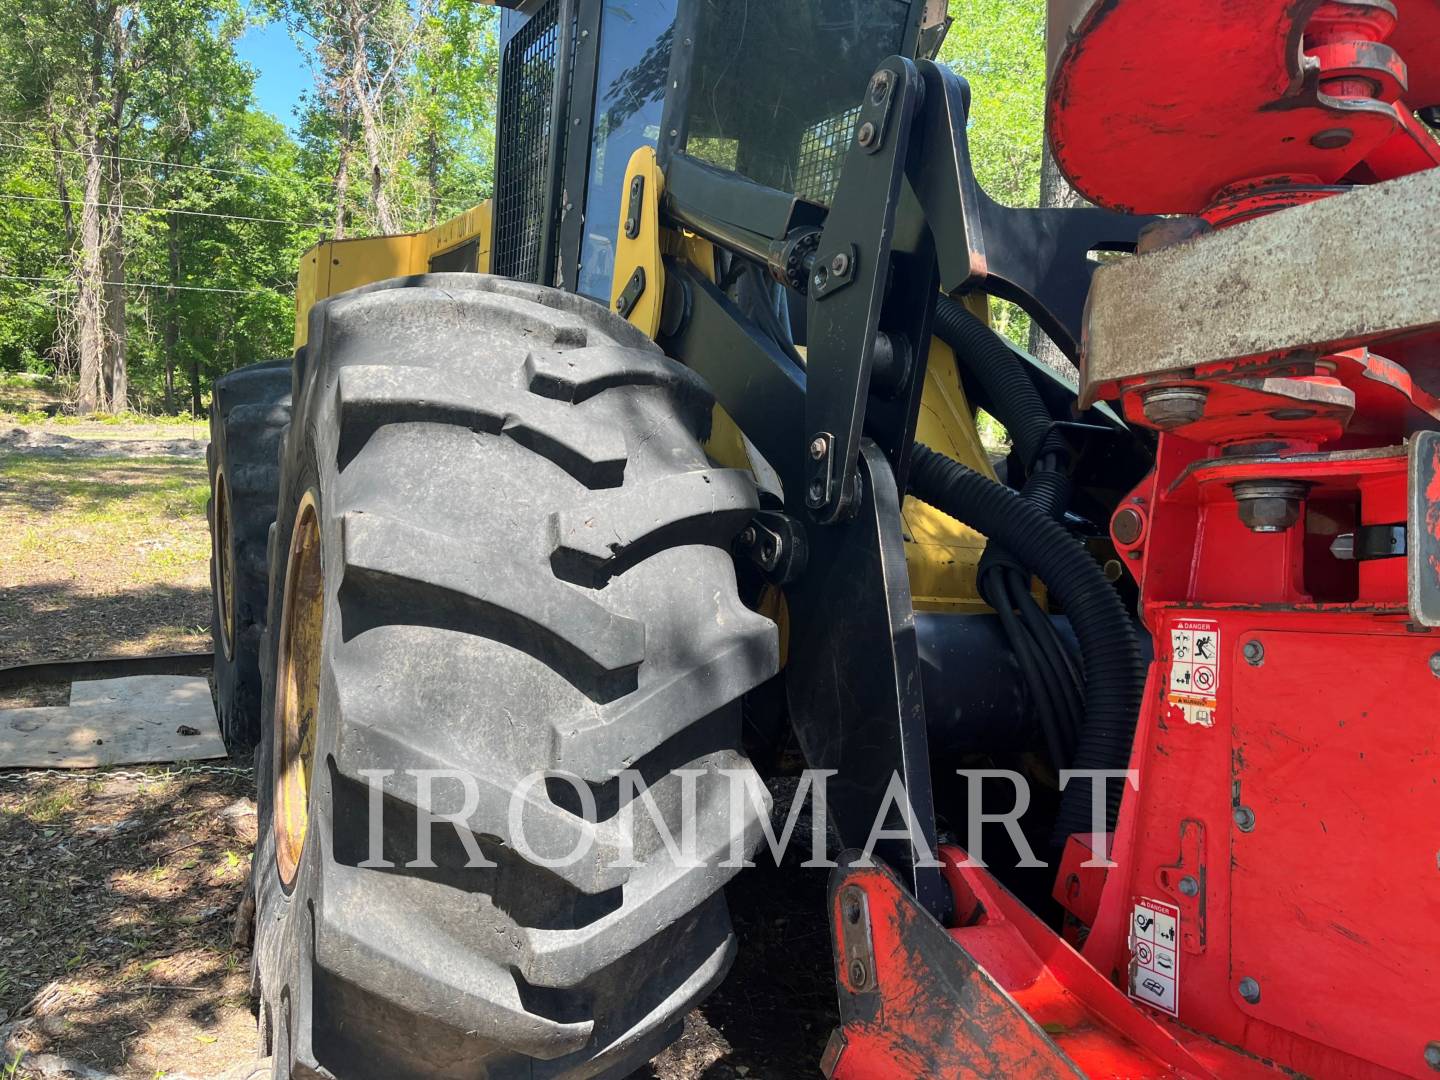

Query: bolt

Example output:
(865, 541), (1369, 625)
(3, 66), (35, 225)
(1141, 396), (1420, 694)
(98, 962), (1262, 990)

(1311, 127), (1353, 149)
(857, 121), (877, 147)
(1178, 875), (1200, 897)
(1234, 805), (1256, 832)
(1243, 639), (1265, 666)
(869, 71), (893, 104)
(1103, 559), (1124, 582)
(1141, 386), (1209, 430)
(848, 958), (868, 987)
(830, 252), (851, 276)
(843, 890), (863, 924)
(809, 436), (829, 460)
(1233, 479), (1309, 533)
(813, 266), (829, 291)
(808, 479), (825, 505)
(739, 526), (757, 548)
(1112, 506), (1145, 545)
(1237, 977), (1261, 1004)
(1430, 652), (1440, 679)
(1425, 1042), (1440, 1071)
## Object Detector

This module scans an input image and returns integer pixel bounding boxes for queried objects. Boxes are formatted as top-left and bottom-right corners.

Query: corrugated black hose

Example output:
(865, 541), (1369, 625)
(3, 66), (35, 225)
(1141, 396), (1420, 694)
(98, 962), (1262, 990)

(931, 296), (1052, 468)
(908, 443), (1145, 844)
(933, 296), (1086, 764)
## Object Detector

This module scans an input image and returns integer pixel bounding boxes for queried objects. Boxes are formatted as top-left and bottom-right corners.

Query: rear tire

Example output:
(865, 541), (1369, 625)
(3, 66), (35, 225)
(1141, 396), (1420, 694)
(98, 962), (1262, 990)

(252, 275), (778, 1078)
(209, 359), (292, 754)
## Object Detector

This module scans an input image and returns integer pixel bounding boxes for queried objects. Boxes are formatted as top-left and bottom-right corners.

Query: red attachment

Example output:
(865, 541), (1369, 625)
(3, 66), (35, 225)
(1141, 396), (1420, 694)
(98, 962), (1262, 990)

(822, 853), (1277, 1080)
(1052, 832), (1110, 934)
(1047, 0), (1440, 213)
(824, 5), (1439, 1077)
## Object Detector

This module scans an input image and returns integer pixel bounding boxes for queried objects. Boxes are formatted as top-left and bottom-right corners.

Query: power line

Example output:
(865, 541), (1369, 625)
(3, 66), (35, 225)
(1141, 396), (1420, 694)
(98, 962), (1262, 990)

(0, 135), (484, 215)
(1, 273), (293, 295)
(0, 191), (325, 228)
(0, 137), (310, 183)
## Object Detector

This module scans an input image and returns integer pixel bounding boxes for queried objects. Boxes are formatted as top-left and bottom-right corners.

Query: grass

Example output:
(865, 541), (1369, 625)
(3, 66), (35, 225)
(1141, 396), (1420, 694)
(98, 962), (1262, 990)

(0, 455), (210, 580)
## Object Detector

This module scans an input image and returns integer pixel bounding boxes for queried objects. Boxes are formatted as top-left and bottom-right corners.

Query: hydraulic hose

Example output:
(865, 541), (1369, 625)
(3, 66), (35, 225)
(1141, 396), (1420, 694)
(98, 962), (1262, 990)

(932, 296), (1052, 468)
(908, 443), (1145, 844)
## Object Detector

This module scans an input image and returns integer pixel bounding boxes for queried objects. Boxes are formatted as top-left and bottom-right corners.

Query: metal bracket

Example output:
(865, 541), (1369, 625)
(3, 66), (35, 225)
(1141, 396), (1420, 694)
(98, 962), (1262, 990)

(736, 510), (809, 585)
(785, 441), (948, 919)
(805, 57), (923, 525)
(623, 173), (644, 240)
(614, 267), (646, 319)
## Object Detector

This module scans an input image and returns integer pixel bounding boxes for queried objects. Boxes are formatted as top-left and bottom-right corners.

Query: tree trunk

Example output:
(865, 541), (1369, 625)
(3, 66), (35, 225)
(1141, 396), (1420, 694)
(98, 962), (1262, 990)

(100, 20), (129, 413)
(46, 115), (77, 252)
(1027, 132), (1090, 378)
(354, 88), (396, 233)
(426, 124), (440, 228)
(74, 134), (108, 414)
(333, 90), (352, 240)
(344, 8), (397, 235)
(163, 211), (180, 413)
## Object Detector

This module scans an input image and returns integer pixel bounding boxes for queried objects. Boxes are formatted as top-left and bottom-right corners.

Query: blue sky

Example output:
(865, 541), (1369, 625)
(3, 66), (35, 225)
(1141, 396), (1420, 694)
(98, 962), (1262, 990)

(235, 20), (314, 130)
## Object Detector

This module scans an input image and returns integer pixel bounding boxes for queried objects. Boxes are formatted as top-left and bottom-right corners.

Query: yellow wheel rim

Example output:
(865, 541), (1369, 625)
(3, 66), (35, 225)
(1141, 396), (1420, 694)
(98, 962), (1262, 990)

(215, 473), (236, 661)
(274, 490), (324, 889)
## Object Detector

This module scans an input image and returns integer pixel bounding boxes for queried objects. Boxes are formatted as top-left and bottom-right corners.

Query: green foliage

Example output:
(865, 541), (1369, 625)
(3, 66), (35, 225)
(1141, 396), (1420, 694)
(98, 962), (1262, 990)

(941, 0), (1047, 343)
(0, 0), (498, 410)
(940, 0), (1047, 209)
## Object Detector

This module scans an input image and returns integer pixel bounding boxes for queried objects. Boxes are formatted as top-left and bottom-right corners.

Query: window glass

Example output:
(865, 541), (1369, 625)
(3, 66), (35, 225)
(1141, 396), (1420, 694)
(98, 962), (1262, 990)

(577, 0), (679, 300)
(683, 0), (911, 204)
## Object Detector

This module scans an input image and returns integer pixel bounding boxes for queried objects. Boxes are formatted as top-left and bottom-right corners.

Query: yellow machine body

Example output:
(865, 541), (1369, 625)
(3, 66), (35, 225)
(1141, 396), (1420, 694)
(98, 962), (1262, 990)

(292, 202), (493, 349)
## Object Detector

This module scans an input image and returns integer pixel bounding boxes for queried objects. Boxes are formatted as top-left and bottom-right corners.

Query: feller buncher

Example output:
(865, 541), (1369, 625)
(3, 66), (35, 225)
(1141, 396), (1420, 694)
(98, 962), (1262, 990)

(206, 0), (1440, 1075)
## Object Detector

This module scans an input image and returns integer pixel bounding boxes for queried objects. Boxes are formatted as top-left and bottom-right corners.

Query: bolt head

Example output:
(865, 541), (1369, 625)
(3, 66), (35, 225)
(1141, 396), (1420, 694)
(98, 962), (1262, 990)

(1425, 1042), (1440, 1071)
(1112, 506), (1145, 545)
(808, 479), (825, 505)
(1234, 805), (1256, 832)
(1237, 976), (1261, 1004)
(869, 71), (893, 104)
(809, 436), (828, 460)
(1430, 653), (1440, 679)
(830, 252), (851, 276)
(1178, 875), (1200, 897)
(1243, 640), (1264, 666)
(857, 121), (877, 147)
(1141, 386), (1208, 430)
(1311, 127), (1353, 149)
(739, 526), (757, 547)
(848, 958), (868, 986)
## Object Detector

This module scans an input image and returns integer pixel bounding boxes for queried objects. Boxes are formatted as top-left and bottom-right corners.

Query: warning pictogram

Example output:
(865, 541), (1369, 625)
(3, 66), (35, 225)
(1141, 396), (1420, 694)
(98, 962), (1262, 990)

(1129, 897), (1180, 1016)
(1168, 619), (1220, 726)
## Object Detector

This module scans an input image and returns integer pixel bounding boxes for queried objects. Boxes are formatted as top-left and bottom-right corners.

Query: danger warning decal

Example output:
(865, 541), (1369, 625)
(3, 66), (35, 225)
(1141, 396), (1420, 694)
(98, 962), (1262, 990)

(1168, 618), (1219, 726)
(1129, 897), (1179, 1016)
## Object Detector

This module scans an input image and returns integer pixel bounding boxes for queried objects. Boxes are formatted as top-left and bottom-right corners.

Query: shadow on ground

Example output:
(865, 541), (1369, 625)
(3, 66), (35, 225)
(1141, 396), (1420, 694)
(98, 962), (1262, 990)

(0, 580), (212, 678)
(0, 765), (260, 1079)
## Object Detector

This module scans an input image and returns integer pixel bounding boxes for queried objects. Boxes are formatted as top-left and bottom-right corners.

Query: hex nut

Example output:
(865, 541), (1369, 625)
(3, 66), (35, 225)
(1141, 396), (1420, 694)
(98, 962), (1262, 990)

(1233, 479), (1309, 533)
(1141, 386), (1209, 429)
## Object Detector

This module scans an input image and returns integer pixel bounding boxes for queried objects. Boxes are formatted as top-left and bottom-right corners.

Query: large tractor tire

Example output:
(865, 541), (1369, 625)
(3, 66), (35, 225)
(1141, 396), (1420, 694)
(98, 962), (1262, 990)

(253, 275), (779, 1079)
(209, 359), (292, 754)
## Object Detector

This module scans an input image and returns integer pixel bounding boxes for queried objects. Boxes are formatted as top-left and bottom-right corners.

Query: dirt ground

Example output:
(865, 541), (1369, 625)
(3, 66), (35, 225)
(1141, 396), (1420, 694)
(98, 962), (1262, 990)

(1, 415), (840, 1078)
